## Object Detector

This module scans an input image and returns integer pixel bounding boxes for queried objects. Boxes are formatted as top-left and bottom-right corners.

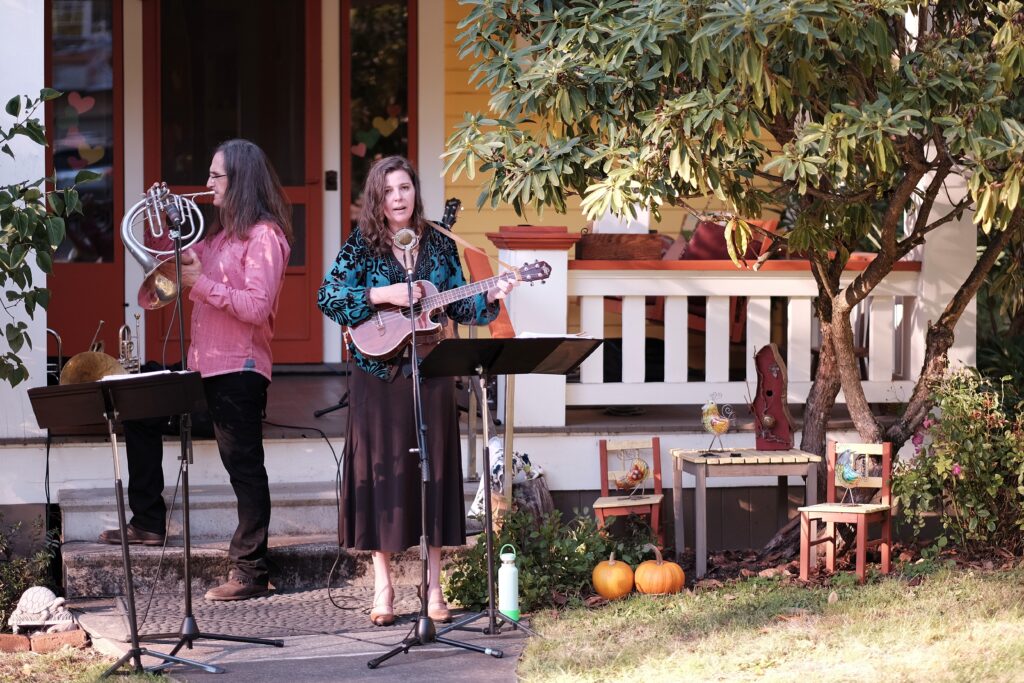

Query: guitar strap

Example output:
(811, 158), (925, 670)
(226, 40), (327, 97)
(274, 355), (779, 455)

(427, 220), (516, 272)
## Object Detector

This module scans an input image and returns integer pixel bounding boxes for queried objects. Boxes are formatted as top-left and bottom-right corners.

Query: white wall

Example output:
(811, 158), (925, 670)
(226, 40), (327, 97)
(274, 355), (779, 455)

(0, 0), (47, 439)
(909, 173), (978, 374)
(321, 0), (344, 362)
(122, 0), (146, 360)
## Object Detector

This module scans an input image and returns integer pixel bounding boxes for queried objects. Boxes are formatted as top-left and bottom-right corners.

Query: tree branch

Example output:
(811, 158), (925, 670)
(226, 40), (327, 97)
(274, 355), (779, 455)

(888, 206), (1024, 445)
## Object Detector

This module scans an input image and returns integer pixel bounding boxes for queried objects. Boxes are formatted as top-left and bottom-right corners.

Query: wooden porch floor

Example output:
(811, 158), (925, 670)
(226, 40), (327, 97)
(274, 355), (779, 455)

(263, 365), (858, 440)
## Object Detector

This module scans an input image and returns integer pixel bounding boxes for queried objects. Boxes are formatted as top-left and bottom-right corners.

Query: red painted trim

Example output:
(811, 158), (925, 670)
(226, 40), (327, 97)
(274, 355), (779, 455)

(340, 2), (352, 242)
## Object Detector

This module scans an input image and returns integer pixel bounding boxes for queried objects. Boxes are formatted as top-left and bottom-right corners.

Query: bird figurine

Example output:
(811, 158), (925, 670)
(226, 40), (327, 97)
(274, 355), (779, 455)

(701, 399), (733, 452)
(838, 450), (862, 484)
(615, 458), (650, 495)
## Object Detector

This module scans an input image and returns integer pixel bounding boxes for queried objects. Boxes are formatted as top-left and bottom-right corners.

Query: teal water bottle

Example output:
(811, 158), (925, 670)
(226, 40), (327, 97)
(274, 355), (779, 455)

(497, 544), (520, 621)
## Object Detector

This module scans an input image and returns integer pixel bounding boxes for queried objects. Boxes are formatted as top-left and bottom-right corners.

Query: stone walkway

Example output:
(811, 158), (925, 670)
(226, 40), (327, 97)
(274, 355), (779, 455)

(73, 586), (530, 681)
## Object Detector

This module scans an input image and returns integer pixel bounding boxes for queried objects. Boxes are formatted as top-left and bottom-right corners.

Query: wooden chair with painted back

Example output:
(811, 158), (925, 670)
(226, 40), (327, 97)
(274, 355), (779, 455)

(594, 437), (665, 547)
(798, 441), (893, 584)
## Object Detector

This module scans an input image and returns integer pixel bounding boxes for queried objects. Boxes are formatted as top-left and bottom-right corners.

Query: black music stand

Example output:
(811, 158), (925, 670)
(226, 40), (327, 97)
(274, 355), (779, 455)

(420, 337), (602, 638)
(28, 371), (218, 676)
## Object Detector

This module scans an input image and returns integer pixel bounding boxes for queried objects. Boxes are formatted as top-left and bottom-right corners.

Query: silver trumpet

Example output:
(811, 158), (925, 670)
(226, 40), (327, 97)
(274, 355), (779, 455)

(121, 183), (214, 309)
(118, 313), (142, 374)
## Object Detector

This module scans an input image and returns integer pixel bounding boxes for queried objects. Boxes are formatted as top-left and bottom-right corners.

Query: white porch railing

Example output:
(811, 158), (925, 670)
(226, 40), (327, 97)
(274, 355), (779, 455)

(567, 259), (921, 408)
(487, 216), (975, 428)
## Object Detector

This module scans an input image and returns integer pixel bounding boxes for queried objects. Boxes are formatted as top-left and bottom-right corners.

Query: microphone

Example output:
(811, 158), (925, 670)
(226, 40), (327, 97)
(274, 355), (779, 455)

(392, 228), (418, 272)
(163, 198), (185, 228)
(392, 228), (418, 250)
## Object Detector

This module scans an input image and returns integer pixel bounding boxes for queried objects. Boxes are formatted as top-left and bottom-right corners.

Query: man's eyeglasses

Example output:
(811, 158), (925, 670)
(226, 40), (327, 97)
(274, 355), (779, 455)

(208, 172), (227, 180)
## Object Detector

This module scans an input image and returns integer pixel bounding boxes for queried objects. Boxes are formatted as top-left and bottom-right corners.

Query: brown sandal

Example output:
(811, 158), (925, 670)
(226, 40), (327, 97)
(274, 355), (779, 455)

(370, 585), (395, 626)
(427, 587), (451, 624)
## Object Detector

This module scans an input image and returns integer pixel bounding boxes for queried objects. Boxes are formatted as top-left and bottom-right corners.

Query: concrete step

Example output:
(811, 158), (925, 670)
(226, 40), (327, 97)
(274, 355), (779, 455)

(60, 481), (480, 544)
(60, 480), (485, 598)
(62, 534), (477, 599)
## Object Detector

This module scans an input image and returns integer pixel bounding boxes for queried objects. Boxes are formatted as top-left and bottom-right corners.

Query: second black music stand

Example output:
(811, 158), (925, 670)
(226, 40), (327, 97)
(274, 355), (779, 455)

(28, 371), (217, 676)
(419, 336), (602, 637)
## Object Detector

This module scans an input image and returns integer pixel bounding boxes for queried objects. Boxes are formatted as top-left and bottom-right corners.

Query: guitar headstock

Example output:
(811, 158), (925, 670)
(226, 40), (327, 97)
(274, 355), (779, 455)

(516, 260), (552, 284)
(440, 197), (462, 230)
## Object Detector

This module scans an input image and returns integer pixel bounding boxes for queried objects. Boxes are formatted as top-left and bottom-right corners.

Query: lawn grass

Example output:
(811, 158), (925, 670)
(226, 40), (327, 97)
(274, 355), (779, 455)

(0, 647), (161, 682)
(519, 564), (1024, 682)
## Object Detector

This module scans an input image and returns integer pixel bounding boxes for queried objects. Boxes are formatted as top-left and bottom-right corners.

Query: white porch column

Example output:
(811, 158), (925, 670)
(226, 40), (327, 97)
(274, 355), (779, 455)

(0, 1), (47, 439)
(909, 176), (977, 374)
(489, 226), (581, 427)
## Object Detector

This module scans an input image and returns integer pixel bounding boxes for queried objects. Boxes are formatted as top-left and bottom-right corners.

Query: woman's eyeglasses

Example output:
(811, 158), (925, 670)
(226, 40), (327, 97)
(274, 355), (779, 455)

(208, 172), (227, 180)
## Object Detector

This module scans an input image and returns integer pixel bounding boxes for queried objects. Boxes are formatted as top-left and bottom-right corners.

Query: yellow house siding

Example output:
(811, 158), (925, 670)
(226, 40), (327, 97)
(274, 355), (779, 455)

(441, 0), (776, 253)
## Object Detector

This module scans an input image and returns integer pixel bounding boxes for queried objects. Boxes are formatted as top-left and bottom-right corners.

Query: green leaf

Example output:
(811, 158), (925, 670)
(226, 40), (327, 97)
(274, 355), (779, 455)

(47, 191), (65, 216)
(35, 250), (52, 273)
(5, 95), (22, 117)
(74, 169), (102, 184)
(39, 87), (62, 101)
(46, 216), (65, 246)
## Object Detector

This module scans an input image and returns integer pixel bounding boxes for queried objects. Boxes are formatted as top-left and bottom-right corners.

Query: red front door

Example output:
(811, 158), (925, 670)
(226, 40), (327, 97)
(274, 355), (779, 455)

(45, 0), (126, 361)
(141, 0), (322, 365)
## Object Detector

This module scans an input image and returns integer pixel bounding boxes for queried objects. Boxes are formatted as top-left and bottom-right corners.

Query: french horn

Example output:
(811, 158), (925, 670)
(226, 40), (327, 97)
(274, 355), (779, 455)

(121, 183), (213, 310)
(58, 319), (134, 384)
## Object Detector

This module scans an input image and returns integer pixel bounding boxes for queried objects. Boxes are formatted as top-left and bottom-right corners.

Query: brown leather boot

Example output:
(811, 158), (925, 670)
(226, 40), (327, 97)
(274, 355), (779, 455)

(98, 524), (165, 546)
(204, 574), (271, 601)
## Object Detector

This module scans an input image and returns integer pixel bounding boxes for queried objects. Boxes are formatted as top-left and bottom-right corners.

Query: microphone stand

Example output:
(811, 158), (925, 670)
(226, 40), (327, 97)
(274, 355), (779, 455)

(150, 204), (283, 674)
(367, 239), (502, 669)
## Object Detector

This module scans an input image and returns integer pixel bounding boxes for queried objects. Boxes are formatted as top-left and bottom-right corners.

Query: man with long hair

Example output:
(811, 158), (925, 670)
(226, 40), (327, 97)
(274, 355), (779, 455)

(99, 139), (293, 601)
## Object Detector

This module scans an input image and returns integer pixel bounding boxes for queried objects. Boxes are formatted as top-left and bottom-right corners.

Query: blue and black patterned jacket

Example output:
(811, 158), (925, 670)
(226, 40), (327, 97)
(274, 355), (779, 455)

(317, 225), (499, 379)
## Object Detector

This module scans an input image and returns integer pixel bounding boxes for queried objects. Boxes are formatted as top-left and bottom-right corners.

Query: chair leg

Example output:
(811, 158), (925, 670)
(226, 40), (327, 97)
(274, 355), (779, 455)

(799, 513), (811, 581)
(825, 521), (835, 572)
(881, 514), (892, 575)
(651, 507), (663, 548)
(595, 510), (608, 537)
(855, 521), (868, 584)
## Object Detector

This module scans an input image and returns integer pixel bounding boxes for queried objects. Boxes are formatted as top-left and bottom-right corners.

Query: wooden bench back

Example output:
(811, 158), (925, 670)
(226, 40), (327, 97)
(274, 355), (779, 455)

(600, 437), (662, 497)
(827, 441), (892, 504)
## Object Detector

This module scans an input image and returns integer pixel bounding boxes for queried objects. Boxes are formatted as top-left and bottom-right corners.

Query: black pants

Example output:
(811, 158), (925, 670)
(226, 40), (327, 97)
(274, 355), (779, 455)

(124, 371), (271, 584)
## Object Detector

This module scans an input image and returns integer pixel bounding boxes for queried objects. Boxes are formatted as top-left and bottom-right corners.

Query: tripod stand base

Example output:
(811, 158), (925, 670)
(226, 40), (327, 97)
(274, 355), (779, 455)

(145, 614), (284, 674)
(102, 645), (224, 677)
(367, 615), (502, 669)
(440, 608), (540, 638)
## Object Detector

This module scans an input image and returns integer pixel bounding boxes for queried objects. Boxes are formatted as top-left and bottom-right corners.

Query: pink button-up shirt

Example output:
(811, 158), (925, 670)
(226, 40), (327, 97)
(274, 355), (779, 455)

(186, 222), (290, 381)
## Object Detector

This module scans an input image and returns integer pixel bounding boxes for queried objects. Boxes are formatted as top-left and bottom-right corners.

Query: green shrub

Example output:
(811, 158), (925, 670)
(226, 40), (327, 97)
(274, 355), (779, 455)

(893, 369), (1024, 557)
(0, 516), (59, 632)
(444, 508), (655, 612)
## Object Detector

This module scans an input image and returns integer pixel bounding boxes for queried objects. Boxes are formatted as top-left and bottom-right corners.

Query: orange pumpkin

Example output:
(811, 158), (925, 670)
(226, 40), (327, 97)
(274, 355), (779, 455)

(592, 551), (634, 600)
(634, 544), (685, 595)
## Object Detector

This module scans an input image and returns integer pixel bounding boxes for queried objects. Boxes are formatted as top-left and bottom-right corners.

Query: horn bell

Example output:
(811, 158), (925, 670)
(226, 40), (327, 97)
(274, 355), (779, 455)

(138, 261), (178, 310)
(59, 351), (128, 385)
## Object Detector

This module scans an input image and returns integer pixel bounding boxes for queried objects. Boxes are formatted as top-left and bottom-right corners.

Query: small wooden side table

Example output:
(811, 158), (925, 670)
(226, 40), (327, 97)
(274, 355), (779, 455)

(670, 448), (821, 578)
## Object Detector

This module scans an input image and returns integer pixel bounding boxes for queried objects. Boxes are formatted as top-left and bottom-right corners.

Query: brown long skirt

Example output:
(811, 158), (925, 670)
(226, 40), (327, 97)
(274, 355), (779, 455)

(340, 366), (466, 551)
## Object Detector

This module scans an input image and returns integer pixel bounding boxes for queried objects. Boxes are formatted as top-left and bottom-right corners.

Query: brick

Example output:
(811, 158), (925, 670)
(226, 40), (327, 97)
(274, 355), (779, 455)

(29, 628), (89, 653)
(0, 633), (31, 652)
